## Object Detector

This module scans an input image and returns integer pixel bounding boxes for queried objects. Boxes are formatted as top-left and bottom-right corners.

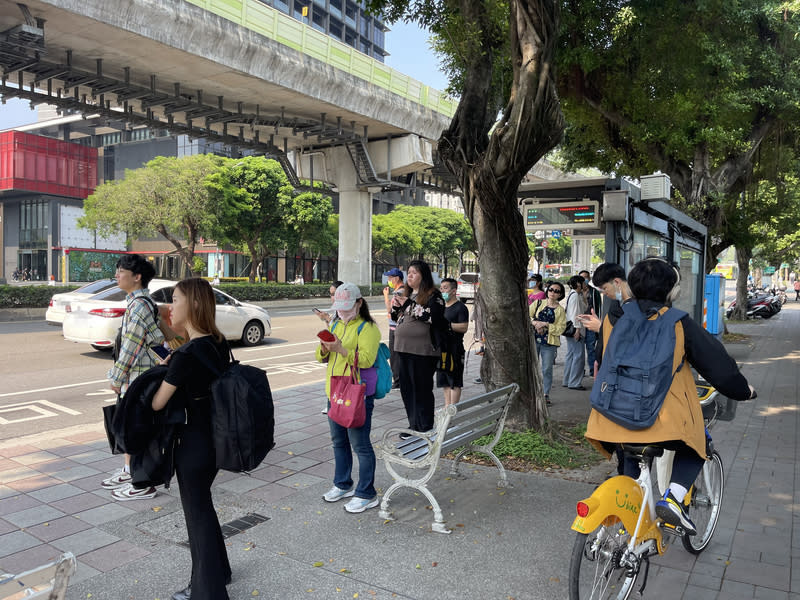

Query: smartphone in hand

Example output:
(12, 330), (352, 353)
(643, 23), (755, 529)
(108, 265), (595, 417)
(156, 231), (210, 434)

(151, 344), (171, 360)
(317, 330), (336, 343)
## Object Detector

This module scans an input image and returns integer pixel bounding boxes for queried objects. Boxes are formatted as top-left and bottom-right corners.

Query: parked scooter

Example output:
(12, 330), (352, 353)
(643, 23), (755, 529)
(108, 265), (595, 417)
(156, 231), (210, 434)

(727, 288), (781, 319)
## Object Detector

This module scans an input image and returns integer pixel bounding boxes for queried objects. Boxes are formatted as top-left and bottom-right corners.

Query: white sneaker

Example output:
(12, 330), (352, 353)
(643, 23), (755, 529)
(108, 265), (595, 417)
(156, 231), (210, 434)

(101, 469), (131, 489)
(111, 483), (157, 501)
(322, 486), (355, 502)
(344, 496), (380, 513)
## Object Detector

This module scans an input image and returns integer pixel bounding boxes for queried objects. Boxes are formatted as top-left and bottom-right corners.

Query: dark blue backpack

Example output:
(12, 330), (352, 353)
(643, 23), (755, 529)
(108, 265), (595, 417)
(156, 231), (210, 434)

(590, 302), (686, 429)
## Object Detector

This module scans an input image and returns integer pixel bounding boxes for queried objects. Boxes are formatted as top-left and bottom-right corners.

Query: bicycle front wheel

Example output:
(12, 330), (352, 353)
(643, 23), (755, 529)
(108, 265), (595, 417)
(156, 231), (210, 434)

(569, 525), (640, 600)
(682, 450), (724, 554)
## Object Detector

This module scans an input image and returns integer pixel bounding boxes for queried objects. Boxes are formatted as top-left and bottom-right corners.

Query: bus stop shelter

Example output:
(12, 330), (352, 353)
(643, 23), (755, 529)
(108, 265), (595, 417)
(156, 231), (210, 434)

(518, 175), (707, 323)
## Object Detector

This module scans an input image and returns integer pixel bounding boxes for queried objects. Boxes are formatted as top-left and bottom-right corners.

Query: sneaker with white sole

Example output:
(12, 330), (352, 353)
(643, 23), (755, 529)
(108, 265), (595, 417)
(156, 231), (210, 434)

(344, 496), (380, 513)
(101, 469), (131, 489)
(111, 483), (157, 501)
(655, 490), (696, 535)
(322, 486), (355, 502)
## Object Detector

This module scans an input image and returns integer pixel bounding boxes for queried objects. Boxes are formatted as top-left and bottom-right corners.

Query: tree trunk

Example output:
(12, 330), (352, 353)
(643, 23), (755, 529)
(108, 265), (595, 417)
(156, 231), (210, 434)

(732, 246), (752, 320)
(438, 0), (563, 430)
(247, 241), (259, 283)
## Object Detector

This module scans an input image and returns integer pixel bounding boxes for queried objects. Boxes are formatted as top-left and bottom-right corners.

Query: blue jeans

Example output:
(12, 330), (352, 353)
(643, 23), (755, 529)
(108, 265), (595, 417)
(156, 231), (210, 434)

(328, 395), (376, 499)
(536, 342), (557, 395)
(562, 335), (586, 388)
(585, 329), (597, 375)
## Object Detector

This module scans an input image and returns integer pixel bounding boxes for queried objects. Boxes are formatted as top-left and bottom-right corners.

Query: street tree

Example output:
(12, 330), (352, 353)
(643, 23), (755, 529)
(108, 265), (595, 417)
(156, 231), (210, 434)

(80, 154), (223, 277)
(206, 156), (294, 283)
(557, 0), (800, 274)
(372, 211), (423, 267)
(390, 205), (474, 273)
(283, 189), (335, 280)
(370, 0), (564, 428)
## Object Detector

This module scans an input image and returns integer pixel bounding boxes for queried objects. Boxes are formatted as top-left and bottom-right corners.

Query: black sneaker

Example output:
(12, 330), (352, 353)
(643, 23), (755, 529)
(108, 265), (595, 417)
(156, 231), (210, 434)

(655, 491), (696, 535)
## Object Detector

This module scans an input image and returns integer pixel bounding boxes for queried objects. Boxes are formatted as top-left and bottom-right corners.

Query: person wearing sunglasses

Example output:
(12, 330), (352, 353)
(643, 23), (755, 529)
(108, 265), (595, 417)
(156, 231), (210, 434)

(529, 281), (567, 405)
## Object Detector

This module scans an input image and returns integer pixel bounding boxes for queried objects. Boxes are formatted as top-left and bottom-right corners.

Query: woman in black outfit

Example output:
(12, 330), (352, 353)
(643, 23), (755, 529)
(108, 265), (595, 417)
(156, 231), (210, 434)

(152, 278), (231, 600)
(391, 260), (447, 434)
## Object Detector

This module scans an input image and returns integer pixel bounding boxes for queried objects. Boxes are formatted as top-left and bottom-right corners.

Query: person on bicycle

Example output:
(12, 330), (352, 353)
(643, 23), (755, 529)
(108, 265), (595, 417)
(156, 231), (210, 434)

(584, 258), (755, 535)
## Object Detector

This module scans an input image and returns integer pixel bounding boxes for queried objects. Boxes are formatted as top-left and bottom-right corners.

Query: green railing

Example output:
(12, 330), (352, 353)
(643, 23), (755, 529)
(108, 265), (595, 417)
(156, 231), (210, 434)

(185, 0), (457, 118)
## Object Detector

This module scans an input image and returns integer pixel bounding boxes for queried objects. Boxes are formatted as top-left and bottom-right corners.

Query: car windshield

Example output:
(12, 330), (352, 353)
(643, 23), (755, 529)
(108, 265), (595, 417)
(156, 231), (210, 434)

(460, 273), (480, 283)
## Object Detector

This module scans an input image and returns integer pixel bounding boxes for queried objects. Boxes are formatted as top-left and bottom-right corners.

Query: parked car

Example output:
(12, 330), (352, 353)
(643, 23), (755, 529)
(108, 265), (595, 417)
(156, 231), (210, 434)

(62, 279), (271, 351)
(45, 279), (118, 325)
(456, 272), (480, 302)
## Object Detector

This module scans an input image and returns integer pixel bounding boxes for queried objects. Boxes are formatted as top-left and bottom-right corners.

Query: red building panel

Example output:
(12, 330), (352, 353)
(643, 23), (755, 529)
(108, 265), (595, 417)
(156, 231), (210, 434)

(0, 131), (98, 198)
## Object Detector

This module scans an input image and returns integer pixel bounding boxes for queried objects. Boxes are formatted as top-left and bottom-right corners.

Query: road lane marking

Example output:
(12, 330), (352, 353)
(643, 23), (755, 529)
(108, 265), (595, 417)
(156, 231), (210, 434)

(242, 340), (318, 353)
(0, 379), (108, 399)
(0, 399), (82, 424)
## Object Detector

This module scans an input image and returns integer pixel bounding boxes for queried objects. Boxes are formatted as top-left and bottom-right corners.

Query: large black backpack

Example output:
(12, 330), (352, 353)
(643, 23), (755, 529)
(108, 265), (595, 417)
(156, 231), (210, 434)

(190, 344), (275, 472)
(590, 301), (686, 429)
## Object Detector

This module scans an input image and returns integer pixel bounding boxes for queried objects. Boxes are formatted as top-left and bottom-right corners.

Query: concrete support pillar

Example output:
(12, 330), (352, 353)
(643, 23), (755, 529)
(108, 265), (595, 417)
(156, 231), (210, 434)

(326, 147), (372, 285)
(572, 236), (594, 274)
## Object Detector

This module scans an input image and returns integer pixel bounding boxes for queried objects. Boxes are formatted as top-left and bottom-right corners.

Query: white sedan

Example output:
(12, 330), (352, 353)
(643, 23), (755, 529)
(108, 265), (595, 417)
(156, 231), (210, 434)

(62, 279), (272, 351)
(45, 279), (118, 325)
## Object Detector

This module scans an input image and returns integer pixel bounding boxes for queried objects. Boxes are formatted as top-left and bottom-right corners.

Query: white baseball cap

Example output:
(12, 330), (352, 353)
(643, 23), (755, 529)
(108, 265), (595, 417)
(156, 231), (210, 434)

(328, 282), (362, 311)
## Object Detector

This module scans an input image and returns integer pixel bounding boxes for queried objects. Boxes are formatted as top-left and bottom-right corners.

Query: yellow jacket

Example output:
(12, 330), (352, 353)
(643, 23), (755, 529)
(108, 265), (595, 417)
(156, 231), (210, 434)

(529, 299), (567, 347)
(585, 312), (706, 460)
(315, 317), (381, 399)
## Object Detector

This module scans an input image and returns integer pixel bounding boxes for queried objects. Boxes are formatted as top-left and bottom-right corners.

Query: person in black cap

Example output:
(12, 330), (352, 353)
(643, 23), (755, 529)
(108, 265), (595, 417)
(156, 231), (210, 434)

(383, 268), (405, 388)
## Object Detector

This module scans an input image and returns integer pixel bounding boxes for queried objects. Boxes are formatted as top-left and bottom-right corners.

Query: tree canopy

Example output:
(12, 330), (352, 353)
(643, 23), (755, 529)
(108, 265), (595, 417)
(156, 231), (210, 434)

(557, 0), (800, 271)
(80, 154), (223, 277)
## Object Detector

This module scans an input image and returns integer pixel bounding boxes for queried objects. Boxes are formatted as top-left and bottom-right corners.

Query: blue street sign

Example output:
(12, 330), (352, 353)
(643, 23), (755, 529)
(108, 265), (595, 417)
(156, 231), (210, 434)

(551, 230), (561, 239)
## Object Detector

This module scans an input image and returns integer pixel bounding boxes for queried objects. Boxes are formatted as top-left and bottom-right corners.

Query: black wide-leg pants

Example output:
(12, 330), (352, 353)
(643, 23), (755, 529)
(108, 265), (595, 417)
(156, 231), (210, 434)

(397, 352), (438, 432)
(175, 420), (231, 600)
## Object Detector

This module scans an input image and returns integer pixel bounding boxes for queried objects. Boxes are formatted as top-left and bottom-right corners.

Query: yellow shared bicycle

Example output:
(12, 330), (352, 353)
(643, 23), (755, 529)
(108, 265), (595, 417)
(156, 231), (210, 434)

(567, 382), (746, 600)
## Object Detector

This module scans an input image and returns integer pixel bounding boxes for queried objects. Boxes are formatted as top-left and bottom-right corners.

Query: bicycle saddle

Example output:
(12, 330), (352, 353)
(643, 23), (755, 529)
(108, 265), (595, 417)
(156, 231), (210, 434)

(619, 443), (665, 458)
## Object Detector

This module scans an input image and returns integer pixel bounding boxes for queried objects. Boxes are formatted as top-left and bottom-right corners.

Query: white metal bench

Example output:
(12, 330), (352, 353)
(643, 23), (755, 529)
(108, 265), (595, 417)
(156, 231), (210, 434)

(375, 383), (518, 534)
(0, 552), (76, 600)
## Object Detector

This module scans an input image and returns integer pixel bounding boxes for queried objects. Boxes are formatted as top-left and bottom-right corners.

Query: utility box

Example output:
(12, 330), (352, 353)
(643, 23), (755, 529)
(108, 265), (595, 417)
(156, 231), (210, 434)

(704, 273), (725, 336)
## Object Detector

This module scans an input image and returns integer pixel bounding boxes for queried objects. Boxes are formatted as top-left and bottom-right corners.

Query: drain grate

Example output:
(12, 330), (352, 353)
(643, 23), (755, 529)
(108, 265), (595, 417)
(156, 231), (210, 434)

(179, 513), (270, 547)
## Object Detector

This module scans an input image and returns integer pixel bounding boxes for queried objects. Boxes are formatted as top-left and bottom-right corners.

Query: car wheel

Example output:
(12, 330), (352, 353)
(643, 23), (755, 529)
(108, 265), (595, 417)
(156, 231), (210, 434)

(241, 320), (264, 346)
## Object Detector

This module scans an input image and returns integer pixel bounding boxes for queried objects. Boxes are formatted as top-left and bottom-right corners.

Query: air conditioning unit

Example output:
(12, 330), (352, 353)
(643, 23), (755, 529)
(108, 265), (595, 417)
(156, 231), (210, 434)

(640, 174), (671, 202)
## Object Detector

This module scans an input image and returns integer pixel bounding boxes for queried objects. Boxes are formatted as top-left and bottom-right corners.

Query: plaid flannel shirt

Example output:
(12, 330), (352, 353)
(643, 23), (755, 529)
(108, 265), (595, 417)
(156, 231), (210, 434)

(107, 289), (165, 394)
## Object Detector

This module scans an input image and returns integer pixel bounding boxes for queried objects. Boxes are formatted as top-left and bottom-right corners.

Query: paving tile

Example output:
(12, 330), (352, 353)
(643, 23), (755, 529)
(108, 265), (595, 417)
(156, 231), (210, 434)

(0, 517), (16, 536)
(49, 491), (109, 515)
(27, 482), (85, 503)
(249, 464), (294, 483)
(25, 515), (92, 542)
(0, 493), (41, 517)
(725, 555), (791, 591)
(0, 484), (18, 500)
(0, 530), (42, 558)
(78, 540), (151, 572)
(217, 475), (274, 494)
(0, 544), (63, 574)
(0, 444), (41, 458)
(51, 464), (103, 483)
(10, 450), (63, 466)
(274, 471), (326, 489)
(0, 465), (40, 484)
(753, 587), (790, 600)
(5, 474), (65, 493)
(3, 505), (66, 528)
(49, 528), (121, 556)
(72, 502), (136, 526)
(244, 483), (299, 503)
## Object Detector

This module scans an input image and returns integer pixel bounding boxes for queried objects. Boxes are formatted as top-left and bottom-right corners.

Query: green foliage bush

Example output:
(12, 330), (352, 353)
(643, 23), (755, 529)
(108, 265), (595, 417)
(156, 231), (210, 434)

(215, 283), (379, 302)
(0, 285), (79, 308)
(1, 283), (380, 308)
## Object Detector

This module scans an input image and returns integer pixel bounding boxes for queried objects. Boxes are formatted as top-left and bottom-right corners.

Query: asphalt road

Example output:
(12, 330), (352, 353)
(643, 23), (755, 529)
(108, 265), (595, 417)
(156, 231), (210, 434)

(0, 302), (391, 442)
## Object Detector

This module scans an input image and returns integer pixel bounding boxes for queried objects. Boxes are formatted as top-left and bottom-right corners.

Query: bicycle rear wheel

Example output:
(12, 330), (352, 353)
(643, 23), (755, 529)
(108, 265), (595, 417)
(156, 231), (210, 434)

(682, 450), (724, 554)
(569, 524), (640, 600)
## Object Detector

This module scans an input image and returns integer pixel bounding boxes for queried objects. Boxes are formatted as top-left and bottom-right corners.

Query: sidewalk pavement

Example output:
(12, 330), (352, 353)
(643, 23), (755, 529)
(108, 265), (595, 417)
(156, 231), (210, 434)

(0, 305), (795, 599)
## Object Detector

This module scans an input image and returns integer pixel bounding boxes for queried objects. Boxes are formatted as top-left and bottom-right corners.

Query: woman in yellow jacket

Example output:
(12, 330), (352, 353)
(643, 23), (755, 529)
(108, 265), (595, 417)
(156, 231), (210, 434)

(315, 282), (382, 513)
(529, 280), (567, 405)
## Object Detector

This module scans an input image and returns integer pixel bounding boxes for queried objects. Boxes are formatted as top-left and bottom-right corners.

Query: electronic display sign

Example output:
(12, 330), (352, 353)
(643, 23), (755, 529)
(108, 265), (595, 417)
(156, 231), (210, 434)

(520, 200), (600, 231)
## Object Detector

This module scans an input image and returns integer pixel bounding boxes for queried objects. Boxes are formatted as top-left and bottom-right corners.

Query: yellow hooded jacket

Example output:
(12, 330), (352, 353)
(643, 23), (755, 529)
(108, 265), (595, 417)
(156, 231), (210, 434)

(315, 317), (381, 399)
